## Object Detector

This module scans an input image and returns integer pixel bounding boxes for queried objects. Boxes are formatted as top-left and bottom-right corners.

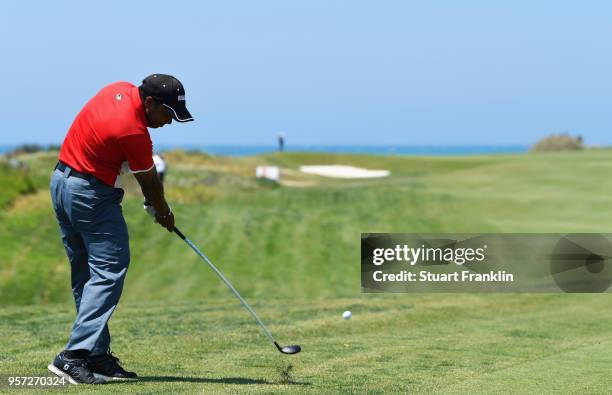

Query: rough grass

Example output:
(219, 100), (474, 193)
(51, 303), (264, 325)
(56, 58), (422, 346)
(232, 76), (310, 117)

(4, 150), (612, 304)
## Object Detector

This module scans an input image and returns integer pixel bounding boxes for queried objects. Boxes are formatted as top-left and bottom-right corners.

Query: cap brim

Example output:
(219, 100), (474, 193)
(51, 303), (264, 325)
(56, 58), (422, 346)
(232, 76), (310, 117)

(162, 103), (194, 123)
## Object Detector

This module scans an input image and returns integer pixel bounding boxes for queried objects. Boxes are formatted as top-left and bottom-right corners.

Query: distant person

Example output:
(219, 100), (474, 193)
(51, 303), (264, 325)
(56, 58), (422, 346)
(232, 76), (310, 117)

(278, 131), (285, 152)
(49, 74), (193, 384)
(153, 153), (167, 183)
(8, 158), (24, 170)
(143, 154), (168, 216)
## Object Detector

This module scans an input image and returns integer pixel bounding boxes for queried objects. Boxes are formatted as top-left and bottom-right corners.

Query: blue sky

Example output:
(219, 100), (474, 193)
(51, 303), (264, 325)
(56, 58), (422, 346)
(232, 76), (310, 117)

(1, 1), (611, 146)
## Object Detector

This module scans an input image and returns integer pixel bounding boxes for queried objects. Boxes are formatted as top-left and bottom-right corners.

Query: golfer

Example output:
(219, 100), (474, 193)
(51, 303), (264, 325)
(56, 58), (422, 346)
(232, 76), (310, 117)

(48, 74), (193, 384)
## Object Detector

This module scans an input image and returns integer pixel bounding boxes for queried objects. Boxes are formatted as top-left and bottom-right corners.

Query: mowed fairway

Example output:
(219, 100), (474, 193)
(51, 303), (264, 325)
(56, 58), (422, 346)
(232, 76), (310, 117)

(2, 150), (612, 393)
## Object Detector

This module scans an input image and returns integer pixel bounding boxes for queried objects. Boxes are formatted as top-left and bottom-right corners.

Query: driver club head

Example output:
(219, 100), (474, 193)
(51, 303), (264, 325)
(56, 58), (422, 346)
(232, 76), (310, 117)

(275, 342), (301, 355)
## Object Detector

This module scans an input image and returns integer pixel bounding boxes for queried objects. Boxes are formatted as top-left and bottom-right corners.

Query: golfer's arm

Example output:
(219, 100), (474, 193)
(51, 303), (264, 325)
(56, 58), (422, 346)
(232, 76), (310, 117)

(133, 169), (171, 215)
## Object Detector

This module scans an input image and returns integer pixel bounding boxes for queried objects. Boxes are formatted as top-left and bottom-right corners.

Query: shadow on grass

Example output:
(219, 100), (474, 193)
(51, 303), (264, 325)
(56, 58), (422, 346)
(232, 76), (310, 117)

(130, 376), (311, 385)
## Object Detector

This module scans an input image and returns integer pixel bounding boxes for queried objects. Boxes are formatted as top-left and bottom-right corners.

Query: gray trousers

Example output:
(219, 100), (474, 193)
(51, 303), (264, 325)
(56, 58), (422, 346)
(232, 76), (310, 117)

(50, 167), (130, 355)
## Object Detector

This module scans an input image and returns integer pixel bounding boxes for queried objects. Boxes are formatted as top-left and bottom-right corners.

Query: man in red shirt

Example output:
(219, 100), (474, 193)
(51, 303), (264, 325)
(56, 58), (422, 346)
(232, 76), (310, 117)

(48, 74), (193, 384)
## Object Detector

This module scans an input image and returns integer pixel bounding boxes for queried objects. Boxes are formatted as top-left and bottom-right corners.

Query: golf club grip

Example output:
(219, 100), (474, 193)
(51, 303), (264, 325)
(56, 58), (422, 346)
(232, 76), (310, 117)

(174, 227), (186, 240)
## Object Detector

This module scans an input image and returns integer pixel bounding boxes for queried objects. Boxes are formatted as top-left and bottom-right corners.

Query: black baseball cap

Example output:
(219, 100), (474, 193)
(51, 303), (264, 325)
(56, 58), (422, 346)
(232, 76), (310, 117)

(140, 74), (194, 122)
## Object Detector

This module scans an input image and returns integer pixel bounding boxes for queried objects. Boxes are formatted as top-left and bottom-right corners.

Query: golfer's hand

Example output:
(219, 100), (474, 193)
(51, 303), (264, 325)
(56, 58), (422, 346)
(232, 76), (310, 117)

(155, 209), (175, 232)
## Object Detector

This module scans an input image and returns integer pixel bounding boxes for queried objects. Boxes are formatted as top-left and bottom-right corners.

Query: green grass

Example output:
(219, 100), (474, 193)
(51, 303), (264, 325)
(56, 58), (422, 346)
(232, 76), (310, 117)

(2, 149), (612, 393)
(0, 163), (39, 208)
(2, 295), (612, 393)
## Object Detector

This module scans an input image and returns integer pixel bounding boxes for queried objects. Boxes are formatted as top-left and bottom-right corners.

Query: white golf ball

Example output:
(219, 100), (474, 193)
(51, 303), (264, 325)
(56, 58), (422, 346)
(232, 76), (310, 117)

(342, 310), (352, 320)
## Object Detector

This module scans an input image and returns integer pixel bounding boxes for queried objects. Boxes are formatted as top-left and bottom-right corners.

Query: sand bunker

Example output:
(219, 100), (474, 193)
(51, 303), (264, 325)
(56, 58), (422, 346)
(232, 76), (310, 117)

(299, 165), (390, 179)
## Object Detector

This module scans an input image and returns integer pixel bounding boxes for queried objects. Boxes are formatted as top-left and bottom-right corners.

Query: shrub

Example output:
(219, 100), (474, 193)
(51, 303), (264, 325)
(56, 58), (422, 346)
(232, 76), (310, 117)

(531, 133), (584, 152)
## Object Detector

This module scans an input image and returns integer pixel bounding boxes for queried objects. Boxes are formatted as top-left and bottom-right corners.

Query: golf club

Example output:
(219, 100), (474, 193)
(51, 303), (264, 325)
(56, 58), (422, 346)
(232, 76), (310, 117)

(173, 227), (301, 355)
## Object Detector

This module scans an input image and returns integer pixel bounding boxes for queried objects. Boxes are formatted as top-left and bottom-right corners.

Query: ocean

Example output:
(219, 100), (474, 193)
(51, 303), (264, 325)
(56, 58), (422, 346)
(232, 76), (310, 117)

(0, 144), (528, 156)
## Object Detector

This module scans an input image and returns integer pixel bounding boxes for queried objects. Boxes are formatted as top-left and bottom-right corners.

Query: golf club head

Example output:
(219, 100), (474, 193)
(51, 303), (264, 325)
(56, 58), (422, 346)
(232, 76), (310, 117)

(275, 342), (301, 354)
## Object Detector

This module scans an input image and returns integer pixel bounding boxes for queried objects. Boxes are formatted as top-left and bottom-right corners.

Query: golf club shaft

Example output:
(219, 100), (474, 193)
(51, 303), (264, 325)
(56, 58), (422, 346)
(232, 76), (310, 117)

(174, 227), (278, 345)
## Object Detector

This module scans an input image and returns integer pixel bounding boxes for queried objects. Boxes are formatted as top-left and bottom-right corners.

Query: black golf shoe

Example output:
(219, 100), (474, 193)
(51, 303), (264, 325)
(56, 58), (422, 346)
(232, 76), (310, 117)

(87, 350), (138, 381)
(48, 351), (106, 384)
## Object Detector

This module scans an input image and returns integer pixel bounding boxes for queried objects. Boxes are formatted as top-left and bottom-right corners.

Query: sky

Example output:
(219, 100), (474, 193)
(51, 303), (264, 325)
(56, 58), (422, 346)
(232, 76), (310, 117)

(0, 1), (611, 146)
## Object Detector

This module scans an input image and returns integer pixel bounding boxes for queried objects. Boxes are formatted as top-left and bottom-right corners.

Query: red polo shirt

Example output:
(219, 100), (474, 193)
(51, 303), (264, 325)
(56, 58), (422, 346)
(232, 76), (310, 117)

(59, 82), (154, 187)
